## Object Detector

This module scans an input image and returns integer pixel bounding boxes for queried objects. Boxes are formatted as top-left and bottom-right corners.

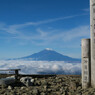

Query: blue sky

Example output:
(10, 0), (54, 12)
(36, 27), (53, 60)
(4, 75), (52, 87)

(0, 0), (90, 59)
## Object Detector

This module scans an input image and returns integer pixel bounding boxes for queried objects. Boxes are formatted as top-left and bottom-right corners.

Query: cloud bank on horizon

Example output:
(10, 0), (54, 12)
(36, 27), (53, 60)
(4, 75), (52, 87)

(0, 60), (81, 75)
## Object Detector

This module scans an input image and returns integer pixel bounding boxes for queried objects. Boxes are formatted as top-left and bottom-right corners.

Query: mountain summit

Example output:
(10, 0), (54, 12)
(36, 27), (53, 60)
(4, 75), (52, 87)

(21, 49), (81, 63)
(45, 48), (53, 51)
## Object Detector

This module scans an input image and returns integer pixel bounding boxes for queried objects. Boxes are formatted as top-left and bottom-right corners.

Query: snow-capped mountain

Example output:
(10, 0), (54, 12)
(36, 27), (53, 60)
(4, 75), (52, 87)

(20, 48), (81, 63)
(4, 48), (81, 74)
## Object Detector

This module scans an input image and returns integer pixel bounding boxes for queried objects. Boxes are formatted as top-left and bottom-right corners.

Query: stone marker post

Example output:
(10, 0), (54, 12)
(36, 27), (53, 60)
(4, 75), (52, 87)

(90, 0), (95, 87)
(81, 39), (91, 88)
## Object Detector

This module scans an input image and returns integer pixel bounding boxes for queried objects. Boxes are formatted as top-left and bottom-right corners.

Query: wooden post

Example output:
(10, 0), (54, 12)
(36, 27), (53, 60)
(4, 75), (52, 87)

(14, 69), (21, 81)
(15, 70), (19, 81)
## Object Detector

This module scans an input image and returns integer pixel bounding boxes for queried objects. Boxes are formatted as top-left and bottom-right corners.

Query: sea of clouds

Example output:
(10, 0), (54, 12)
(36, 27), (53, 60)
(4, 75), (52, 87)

(0, 60), (81, 75)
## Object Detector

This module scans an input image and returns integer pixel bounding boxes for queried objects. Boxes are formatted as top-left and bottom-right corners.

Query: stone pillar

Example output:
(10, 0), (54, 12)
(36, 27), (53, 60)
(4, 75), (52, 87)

(81, 39), (91, 89)
(90, 0), (95, 87)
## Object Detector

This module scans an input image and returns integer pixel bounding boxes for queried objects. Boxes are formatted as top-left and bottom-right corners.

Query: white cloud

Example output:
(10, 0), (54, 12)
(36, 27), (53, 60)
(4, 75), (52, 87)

(34, 25), (90, 45)
(36, 28), (48, 37)
(62, 25), (90, 41)
(0, 60), (81, 75)
(0, 13), (88, 35)
(0, 22), (90, 48)
(0, 13), (89, 46)
(82, 8), (90, 12)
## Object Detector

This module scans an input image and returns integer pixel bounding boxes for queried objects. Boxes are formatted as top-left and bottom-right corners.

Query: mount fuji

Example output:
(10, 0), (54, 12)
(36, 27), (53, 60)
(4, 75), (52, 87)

(18, 48), (81, 63)
(4, 48), (81, 74)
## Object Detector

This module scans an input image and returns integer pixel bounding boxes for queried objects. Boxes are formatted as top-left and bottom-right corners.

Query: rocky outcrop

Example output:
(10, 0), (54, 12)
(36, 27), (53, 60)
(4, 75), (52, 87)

(0, 75), (94, 95)
(20, 77), (34, 87)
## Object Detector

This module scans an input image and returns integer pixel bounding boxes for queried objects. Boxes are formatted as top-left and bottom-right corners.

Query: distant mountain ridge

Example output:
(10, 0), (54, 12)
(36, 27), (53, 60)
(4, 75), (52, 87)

(19, 48), (81, 63)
